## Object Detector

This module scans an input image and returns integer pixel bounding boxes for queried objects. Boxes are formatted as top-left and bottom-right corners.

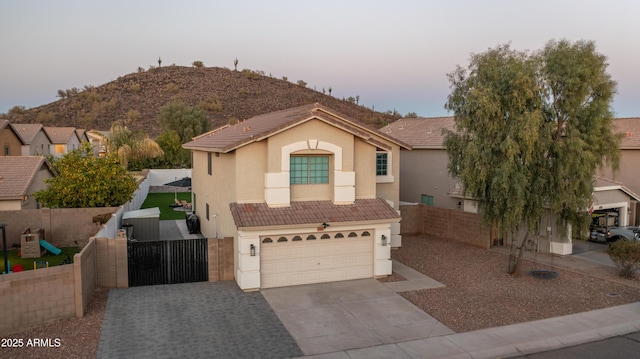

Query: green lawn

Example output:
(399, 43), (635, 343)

(0, 246), (80, 273)
(141, 192), (193, 220)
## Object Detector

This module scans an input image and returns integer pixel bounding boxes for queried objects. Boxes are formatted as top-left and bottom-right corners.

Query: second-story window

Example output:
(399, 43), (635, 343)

(290, 155), (329, 184)
(376, 152), (388, 176)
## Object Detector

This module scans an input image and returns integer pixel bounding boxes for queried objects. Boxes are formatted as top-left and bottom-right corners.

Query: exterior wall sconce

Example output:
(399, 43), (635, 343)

(321, 222), (330, 229)
(381, 235), (388, 246)
(250, 244), (256, 256)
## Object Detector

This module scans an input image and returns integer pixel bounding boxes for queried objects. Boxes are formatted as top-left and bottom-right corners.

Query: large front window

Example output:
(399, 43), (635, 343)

(290, 156), (329, 184)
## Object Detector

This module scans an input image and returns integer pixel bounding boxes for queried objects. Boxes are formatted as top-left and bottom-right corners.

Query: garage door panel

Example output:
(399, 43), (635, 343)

(261, 233), (374, 288)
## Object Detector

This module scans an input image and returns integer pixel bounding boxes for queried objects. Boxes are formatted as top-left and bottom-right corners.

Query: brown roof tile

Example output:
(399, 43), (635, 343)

(184, 103), (410, 152)
(0, 156), (51, 199)
(44, 126), (77, 144)
(10, 123), (45, 144)
(384, 117), (640, 149)
(381, 117), (455, 148)
(229, 198), (400, 228)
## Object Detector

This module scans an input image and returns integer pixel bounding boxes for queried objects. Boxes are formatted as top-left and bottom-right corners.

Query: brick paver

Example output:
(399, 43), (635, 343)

(97, 281), (303, 358)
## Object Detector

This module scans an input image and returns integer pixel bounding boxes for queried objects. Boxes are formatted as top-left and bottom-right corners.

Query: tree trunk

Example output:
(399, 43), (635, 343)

(508, 229), (529, 275)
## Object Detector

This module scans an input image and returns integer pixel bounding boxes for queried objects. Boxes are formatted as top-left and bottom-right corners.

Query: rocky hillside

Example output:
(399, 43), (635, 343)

(3, 66), (397, 137)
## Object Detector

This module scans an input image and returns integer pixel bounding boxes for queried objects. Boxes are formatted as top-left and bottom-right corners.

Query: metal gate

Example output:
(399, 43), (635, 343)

(128, 238), (208, 287)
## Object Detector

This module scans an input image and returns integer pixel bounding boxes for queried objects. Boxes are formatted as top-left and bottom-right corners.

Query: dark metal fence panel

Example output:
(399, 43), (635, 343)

(128, 238), (208, 287)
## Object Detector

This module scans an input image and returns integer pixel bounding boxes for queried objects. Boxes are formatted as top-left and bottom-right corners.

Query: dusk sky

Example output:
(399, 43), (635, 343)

(1, 1), (639, 119)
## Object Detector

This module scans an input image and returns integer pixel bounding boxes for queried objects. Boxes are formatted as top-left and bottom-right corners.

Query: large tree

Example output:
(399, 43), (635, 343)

(35, 144), (138, 208)
(89, 122), (164, 170)
(159, 101), (210, 144)
(444, 40), (620, 274)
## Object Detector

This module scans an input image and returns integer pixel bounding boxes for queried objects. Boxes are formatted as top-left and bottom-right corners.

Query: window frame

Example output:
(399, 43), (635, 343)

(290, 155), (329, 185)
(375, 150), (394, 183)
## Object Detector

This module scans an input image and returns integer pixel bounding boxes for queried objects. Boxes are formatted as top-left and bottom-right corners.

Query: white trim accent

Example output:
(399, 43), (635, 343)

(375, 150), (394, 183)
(281, 141), (309, 172)
(318, 141), (342, 170)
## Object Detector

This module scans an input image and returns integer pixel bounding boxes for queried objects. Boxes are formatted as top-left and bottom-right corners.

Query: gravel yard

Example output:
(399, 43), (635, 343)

(4, 234), (639, 358)
(394, 235), (640, 333)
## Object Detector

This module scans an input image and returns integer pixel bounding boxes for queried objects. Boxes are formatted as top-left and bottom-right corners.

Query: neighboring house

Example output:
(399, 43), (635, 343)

(86, 130), (110, 157)
(0, 156), (56, 210)
(183, 103), (410, 291)
(381, 117), (459, 209)
(383, 116), (640, 254)
(44, 126), (82, 157)
(0, 120), (24, 156)
(10, 123), (52, 156)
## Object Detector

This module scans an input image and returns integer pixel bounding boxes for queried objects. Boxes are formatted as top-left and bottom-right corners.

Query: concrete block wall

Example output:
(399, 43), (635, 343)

(0, 265), (75, 336)
(74, 238), (97, 317)
(208, 237), (234, 282)
(95, 237), (128, 288)
(400, 204), (491, 249)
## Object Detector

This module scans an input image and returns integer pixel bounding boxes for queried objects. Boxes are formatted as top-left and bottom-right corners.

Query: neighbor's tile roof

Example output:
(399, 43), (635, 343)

(10, 123), (45, 144)
(183, 103), (410, 153)
(383, 117), (640, 149)
(230, 198), (400, 228)
(613, 118), (640, 148)
(381, 117), (455, 148)
(0, 156), (51, 199)
(44, 126), (77, 144)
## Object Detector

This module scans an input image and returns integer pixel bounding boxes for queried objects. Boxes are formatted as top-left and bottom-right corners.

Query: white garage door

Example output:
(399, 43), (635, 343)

(260, 231), (374, 288)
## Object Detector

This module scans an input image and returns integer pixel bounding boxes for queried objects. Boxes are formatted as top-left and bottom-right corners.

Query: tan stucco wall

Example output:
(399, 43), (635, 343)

(236, 142), (267, 202)
(399, 148), (460, 209)
(597, 148), (640, 194)
(354, 139), (376, 200)
(30, 131), (52, 156)
(0, 128), (22, 156)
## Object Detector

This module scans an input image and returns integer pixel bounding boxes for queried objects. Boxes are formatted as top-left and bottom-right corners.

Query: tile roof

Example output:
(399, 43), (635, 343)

(230, 198), (401, 228)
(0, 156), (52, 199)
(383, 117), (640, 149)
(44, 126), (77, 144)
(612, 118), (640, 148)
(183, 103), (410, 153)
(10, 123), (45, 144)
(381, 117), (455, 148)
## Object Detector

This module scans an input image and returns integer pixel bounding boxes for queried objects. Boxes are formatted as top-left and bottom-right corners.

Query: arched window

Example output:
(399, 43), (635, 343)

(335, 233), (344, 238)
(348, 232), (358, 237)
(292, 236), (302, 241)
(262, 238), (273, 243)
(362, 231), (371, 237)
(321, 234), (330, 239)
(277, 237), (288, 242)
(307, 235), (316, 240)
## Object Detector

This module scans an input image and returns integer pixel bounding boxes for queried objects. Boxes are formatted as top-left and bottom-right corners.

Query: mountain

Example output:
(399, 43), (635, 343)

(3, 66), (397, 137)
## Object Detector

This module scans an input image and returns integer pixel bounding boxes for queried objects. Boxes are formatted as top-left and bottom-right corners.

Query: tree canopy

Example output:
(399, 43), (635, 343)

(159, 101), (210, 144)
(444, 40), (620, 273)
(35, 144), (138, 208)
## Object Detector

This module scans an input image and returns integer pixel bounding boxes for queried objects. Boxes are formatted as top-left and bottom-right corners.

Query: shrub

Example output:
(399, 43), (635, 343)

(128, 82), (141, 93)
(608, 240), (640, 279)
(242, 69), (260, 80)
(165, 83), (179, 93)
(137, 66), (146, 73)
(8, 105), (26, 116)
(297, 80), (307, 88)
(198, 95), (223, 112)
(192, 60), (204, 68)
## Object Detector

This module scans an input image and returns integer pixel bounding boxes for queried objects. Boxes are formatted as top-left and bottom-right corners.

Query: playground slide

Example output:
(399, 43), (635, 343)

(39, 239), (62, 256)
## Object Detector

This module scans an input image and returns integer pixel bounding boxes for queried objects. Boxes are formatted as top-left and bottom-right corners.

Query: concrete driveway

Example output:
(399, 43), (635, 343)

(261, 278), (453, 356)
(572, 240), (615, 267)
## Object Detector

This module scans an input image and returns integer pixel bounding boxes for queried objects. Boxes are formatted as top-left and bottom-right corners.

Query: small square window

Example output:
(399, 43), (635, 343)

(421, 194), (434, 206)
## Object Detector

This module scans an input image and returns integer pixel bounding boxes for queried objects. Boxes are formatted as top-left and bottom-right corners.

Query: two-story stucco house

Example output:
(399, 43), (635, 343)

(10, 123), (52, 156)
(183, 103), (410, 291)
(44, 126), (83, 157)
(0, 120), (24, 156)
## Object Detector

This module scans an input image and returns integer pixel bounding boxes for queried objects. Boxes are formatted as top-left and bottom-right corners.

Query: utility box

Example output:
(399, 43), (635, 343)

(122, 207), (160, 242)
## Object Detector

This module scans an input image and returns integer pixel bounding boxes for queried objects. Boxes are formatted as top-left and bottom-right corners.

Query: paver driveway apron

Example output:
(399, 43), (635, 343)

(261, 278), (453, 356)
(97, 281), (303, 359)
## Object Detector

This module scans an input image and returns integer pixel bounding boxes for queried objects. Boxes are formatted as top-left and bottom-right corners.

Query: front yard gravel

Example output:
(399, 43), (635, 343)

(394, 235), (640, 333)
